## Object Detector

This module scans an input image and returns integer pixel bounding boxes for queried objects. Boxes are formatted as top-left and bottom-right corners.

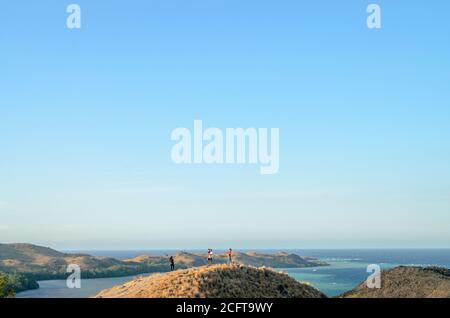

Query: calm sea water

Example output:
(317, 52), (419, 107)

(16, 249), (450, 298)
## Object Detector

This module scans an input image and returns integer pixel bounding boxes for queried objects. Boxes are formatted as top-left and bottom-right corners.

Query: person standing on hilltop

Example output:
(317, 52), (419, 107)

(228, 248), (233, 264)
(207, 249), (213, 265)
(169, 256), (175, 271)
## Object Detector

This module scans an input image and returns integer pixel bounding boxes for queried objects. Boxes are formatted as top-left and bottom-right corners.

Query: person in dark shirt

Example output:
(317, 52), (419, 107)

(169, 256), (175, 271)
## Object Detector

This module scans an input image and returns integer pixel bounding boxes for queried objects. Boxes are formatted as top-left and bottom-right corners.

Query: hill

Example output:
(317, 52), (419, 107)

(96, 264), (327, 298)
(341, 266), (450, 298)
(0, 243), (167, 280)
(125, 251), (327, 269)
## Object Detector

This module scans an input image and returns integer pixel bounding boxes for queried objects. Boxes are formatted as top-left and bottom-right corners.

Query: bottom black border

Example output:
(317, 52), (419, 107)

(1, 298), (448, 316)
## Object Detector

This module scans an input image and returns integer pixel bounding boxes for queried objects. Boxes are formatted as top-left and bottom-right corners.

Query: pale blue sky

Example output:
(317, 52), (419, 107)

(1, 1), (450, 249)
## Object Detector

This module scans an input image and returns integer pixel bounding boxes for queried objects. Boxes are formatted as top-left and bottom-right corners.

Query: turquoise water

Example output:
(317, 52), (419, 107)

(16, 249), (450, 298)
(284, 261), (397, 296)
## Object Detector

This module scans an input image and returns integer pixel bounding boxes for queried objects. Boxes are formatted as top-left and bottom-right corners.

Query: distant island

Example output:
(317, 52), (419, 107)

(0, 243), (328, 295)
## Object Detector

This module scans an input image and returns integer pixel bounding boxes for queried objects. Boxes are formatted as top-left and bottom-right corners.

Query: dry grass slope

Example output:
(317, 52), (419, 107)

(96, 264), (327, 298)
(342, 266), (450, 298)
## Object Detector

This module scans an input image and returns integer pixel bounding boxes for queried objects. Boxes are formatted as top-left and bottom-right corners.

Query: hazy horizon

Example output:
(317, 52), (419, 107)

(3, 242), (450, 252)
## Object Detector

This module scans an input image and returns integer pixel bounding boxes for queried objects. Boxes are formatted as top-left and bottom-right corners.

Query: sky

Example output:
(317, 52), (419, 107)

(1, 1), (450, 249)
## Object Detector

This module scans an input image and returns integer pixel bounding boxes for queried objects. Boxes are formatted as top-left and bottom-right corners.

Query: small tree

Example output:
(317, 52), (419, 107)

(0, 275), (15, 298)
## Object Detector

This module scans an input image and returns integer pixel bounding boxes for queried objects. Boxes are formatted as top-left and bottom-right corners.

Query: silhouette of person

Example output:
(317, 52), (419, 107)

(169, 256), (175, 271)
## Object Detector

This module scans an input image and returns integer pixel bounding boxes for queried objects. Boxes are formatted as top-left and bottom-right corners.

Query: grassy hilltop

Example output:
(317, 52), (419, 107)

(96, 264), (327, 298)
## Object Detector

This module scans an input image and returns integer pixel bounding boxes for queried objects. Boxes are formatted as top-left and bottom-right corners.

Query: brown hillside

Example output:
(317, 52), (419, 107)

(95, 264), (327, 298)
(341, 266), (450, 298)
(125, 251), (327, 268)
(0, 243), (164, 277)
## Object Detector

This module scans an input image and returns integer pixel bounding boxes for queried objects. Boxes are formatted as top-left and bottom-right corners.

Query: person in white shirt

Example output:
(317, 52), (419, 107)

(207, 249), (213, 265)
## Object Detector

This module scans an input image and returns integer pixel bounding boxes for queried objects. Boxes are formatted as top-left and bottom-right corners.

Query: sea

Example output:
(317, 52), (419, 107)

(16, 249), (450, 298)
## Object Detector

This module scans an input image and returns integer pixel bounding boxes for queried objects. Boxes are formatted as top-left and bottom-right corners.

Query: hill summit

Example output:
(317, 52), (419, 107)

(96, 264), (327, 298)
